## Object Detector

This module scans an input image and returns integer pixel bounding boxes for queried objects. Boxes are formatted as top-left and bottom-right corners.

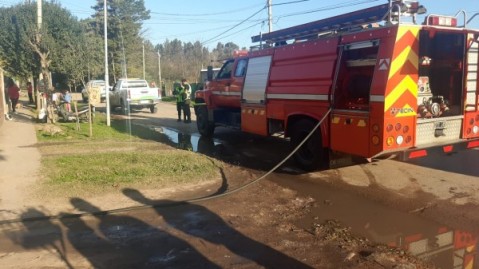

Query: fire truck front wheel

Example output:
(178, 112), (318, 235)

(196, 106), (215, 137)
(291, 119), (325, 171)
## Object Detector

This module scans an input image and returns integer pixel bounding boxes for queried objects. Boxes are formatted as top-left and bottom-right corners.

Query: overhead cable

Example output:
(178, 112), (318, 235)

(201, 7), (266, 46)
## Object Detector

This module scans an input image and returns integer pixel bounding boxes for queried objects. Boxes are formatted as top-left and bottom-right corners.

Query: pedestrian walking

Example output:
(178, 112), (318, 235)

(3, 86), (12, 120)
(181, 79), (192, 123)
(7, 80), (20, 114)
(26, 82), (34, 104)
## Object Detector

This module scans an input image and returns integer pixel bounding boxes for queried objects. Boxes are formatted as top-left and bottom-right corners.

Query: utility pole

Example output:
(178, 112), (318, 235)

(157, 51), (162, 95)
(35, 0), (42, 112)
(267, 0), (273, 32)
(104, 0), (111, 126)
(37, 0), (42, 38)
(142, 41), (145, 80)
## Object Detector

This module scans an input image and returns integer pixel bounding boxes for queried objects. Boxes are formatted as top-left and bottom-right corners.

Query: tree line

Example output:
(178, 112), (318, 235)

(0, 0), (241, 93)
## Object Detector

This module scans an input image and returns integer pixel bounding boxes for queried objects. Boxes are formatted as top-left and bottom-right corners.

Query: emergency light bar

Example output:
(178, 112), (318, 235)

(233, 50), (248, 57)
(426, 15), (458, 27)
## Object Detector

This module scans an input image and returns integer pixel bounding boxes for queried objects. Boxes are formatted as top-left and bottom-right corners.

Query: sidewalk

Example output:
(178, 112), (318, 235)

(0, 106), (41, 219)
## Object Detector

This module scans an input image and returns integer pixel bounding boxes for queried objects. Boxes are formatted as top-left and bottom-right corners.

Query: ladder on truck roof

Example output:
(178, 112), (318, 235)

(251, 3), (391, 44)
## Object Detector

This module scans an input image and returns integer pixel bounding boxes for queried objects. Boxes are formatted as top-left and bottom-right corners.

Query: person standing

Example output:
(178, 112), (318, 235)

(174, 82), (184, 122)
(62, 90), (72, 112)
(26, 82), (33, 104)
(7, 80), (20, 114)
(181, 79), (192, 123)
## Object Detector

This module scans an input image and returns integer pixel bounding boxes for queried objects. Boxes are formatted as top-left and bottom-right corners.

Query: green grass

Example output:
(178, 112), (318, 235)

(36, 114), (223, 196)
(37, 113), (135, 141)
(42, 150), (218, 186)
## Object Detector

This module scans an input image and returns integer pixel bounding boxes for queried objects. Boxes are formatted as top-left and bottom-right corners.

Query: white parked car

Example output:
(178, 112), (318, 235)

(81, 80), (107, 103)
(109, 78), (161, 114)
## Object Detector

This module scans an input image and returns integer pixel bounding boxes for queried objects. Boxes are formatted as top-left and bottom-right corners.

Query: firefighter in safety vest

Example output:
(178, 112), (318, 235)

(175, 79), (191, 123)
(174, 82), (184, 122)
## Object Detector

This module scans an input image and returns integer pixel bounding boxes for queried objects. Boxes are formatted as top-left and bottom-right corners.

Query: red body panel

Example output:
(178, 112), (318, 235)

(197, 20), (479, 160)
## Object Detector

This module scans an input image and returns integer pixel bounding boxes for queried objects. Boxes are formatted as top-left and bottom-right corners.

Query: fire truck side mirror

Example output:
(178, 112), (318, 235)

(207, 66), (213, 81)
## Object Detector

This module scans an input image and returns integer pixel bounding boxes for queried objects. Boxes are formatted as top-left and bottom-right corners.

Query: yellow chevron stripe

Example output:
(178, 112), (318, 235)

(396, 26), (420, 42)
(389, 48), (419, 79)
(385, 75), (417, 111)
(389, 27), (420, 79)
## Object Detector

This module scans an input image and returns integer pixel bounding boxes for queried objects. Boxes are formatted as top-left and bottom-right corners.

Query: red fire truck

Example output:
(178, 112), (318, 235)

(194, 0), (479, 170)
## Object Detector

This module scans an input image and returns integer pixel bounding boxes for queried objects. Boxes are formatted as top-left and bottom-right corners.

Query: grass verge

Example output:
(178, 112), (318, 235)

(36, 114), (222, 197)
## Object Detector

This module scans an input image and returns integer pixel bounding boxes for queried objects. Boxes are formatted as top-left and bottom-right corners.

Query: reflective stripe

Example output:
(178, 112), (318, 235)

(370, 95), (385, 102)
(266, 93), (328, 101)
(212, 91), (241, 96)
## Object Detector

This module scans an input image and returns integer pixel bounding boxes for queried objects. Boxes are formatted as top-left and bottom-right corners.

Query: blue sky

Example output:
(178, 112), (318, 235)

(4, 0), (479, 49)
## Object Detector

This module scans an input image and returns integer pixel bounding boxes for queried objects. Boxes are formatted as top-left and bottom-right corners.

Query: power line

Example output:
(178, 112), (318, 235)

(201, 7), (267, 46)
(146, 22), (255, 41)
(272, 0), (310, 7)
(144, 17), (264, 25)
(150, 3), (263, 17)
(277, 0), (381, 19)
(202, 21), (264, 46)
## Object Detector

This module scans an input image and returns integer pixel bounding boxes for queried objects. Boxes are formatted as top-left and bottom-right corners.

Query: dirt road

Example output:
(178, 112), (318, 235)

(1, 101), (478, 268)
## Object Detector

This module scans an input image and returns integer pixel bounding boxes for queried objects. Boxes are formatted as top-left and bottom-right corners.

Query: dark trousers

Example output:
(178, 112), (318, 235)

(28, 92), (33, 103)
(183, 102), (191, 121)
(176, 102), (184, 119)
(10, 98), (19, 112)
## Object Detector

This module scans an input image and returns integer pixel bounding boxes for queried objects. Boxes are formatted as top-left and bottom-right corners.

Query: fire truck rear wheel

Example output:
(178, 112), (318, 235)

(291, 119), (324, 171)
(196, 106), (215, 137)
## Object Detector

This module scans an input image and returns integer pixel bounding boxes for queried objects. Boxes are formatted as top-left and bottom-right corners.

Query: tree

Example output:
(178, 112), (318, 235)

(0, 2), (87, 92)
(77, 19), (104, 89)
(91, 0), (150, 81)
(0, 5), (39, 80)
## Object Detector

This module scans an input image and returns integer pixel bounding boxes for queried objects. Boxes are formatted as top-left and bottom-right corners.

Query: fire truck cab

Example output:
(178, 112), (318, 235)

(194, 0), (479, 171)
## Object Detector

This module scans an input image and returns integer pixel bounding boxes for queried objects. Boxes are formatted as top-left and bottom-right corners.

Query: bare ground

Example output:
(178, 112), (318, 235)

(0, 102), (436, 268)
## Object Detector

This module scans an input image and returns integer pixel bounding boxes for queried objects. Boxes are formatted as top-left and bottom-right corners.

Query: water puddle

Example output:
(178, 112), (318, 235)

(273, 174), (477, 269)
(145, 125), (291, 170)
(151, 126), (227, 155)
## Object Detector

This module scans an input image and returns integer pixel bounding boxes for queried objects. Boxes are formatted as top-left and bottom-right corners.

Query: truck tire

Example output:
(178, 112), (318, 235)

(150, 105), (157, 113)
(196, 106), (215, 137)
(291, 119), (325, 171)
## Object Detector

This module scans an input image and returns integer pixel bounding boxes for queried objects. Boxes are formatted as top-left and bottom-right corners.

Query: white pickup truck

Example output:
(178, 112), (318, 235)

(109, 78), (161, 114)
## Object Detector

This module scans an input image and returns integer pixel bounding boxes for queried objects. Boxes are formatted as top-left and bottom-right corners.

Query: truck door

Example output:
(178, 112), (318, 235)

(330, 41), (379, 156)
(210, 58), (246, 107)
(463, 33), (479, 139)
(241, 55), (272, 135)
